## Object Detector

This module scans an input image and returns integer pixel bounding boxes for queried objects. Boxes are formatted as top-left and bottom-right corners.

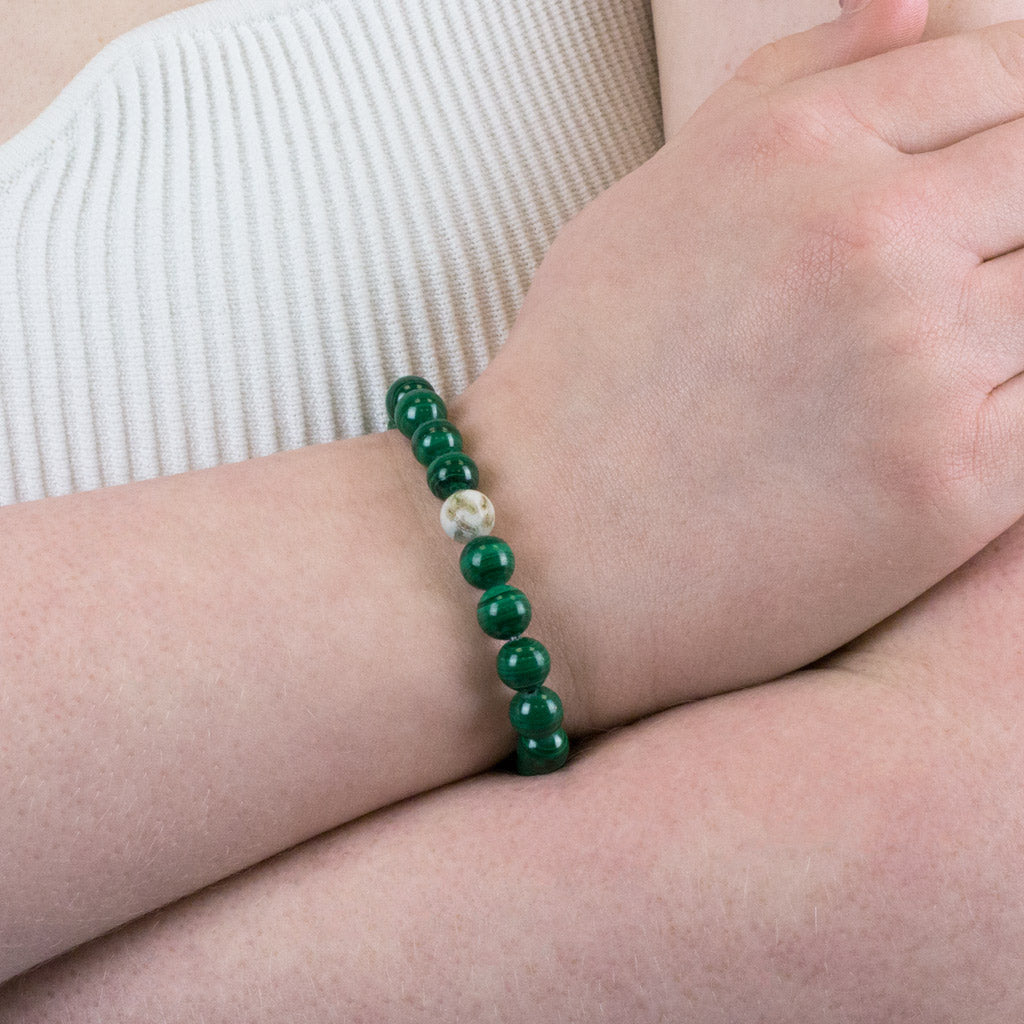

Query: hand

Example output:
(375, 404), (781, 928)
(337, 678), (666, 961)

(453, 2), (1024, 729)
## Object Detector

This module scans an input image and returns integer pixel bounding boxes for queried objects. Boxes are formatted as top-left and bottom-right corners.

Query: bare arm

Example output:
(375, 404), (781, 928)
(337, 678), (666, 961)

(4, 548), (1020, 1024)
(10, 450), (1024, 1021)
(12, 0), (1024, 986)
(0, 429), (582, 982)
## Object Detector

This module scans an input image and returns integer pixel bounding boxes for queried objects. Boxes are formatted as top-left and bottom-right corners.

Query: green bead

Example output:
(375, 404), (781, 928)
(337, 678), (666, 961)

(497, 637), (551, 690)
(394, 389), (447, 439)
(385, 376), (434, 422)
(477, 584), (531, 639)
(427, 452), (479, 499)
(411, 419), (462, 467)
(460, 536), (515, 589)
(517, 729), (569, 775)
(509, 687), (563, 738)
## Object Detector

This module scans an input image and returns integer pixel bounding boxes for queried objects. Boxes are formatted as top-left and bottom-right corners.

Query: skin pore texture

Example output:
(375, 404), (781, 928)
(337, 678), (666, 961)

(2, 0), (1024, 1018)
(3, 538), (1024, 1022)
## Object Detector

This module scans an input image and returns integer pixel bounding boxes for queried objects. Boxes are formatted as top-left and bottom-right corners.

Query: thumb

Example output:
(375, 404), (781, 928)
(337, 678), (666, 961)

(731, 0), (929, 93)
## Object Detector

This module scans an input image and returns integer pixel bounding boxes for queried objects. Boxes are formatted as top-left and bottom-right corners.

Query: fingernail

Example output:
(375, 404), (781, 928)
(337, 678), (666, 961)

(839, 0), (873, 14)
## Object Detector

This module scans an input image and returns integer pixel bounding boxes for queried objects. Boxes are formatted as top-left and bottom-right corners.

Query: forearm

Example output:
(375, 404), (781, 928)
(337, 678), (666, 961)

(5, 659), (1019, 1022)
(12, 0), (1024, 986)
(0, 427), (577, 982)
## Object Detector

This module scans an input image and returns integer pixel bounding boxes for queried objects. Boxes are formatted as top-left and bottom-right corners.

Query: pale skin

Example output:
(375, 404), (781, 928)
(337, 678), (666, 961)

(2, 0), (1024, 1016)
(4, 536), (1024, 1022)
(0, 0), (206, 145)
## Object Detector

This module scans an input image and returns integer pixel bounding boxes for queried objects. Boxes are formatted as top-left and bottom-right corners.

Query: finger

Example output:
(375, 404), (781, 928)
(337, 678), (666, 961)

(813, 20), (1024, 153)
(967, 373), (1024, 529)
(658, 0), (927, 138)
(726, 0), (928, 94)
(919, 114), (1024, 261)
(961, 248), (1024, 386)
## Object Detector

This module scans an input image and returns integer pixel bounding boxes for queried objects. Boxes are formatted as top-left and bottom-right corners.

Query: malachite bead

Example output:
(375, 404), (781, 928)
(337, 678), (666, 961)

(427, 452), (479, 499)
(440, 490), (495, 542)
(509, 687), (563, 738)
(477, 584), (531, 639)
(385, 376), (434, 422)
(460, 536), (515, 589)
(517, 728), (569, 775)
(411, 419), (463, 467)
(497, 636), (551, 690)
(394, 389), (447, 439)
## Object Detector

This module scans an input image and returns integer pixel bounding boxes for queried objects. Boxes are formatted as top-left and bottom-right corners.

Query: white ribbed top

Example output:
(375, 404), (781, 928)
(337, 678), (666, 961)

(0, 0), (661, 505)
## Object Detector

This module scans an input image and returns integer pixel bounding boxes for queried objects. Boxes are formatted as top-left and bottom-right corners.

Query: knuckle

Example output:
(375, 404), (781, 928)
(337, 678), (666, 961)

(880, 423), (965, 528)
(733, 38), (786, 91)
(893, 387), (1002, 542)
(983, 21), (1024, 91)
(877, 297), (961, 366)
(789, 169), (942, 309)
(950, 397), (1015, 498)
(734, 90), (846, 171)
(843, 172), (937, 250)
(781, 195), (908, 302)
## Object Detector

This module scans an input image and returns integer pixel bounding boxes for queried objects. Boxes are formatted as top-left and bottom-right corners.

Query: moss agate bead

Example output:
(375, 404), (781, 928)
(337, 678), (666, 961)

(509, 687), (563, 738)
(441, 490), (495, 542)
(460, 536), (515, 589)
(411, 419), (462, 467)
(477, 584), (531, 639)
(517, 728), (569, 775)
(394, 389), (447, 439)
(385, 376), (434, 422)
(427, 452), (479, 499)
(497, 637), (551, 690)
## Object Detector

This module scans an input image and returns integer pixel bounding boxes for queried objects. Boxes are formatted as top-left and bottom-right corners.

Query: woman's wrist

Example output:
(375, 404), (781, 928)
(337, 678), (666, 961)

(445, 367), (593, 737)
(0, 429), (530, 982)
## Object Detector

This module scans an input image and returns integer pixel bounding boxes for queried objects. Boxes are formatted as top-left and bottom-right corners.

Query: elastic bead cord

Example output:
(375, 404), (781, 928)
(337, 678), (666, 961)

(384, 375), (570, 775)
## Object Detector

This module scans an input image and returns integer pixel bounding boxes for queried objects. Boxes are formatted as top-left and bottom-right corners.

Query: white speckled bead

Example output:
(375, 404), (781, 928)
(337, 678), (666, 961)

(441, 490), (495, 543)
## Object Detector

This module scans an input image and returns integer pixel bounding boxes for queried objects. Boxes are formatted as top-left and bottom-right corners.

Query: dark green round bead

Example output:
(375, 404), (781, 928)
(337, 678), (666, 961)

(460, 536), (515, 589)
(385, 376), (434, 422)
(427, 452), (479, 499)
(509, 687), (563, 738)
(411, 419), (462, 467)
(497, 637), (551, 690)
(517, 729), (569, 775)
(477, 584), (531, 639)
(394, 389), (447, 439)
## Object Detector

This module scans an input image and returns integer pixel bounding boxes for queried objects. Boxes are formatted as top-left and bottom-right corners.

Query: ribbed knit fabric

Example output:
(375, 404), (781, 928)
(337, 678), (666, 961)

(0, 0), (661, 505)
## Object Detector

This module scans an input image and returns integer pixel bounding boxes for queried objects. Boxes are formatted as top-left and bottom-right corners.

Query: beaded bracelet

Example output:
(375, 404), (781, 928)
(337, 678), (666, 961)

(385, 375), (569, 775)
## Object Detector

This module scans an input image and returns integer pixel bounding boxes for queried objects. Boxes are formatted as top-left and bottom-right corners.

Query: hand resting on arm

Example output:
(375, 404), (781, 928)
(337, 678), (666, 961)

(5, 443), (1023, 1022)
(6, 0), (1024, 985)
(457, 4), (1024, 727)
